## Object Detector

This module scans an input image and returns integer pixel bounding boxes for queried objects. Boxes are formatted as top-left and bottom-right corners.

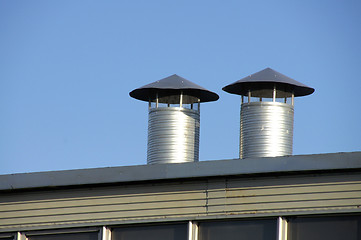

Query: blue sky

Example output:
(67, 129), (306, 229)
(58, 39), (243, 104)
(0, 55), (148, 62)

(0, 0), (360, 175)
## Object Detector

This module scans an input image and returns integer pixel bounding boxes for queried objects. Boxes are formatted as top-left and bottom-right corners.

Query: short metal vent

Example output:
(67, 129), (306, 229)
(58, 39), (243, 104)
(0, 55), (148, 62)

(223, 68), (314, 159)
(130, 74), (218, 164)
(147, 107), (200, 164)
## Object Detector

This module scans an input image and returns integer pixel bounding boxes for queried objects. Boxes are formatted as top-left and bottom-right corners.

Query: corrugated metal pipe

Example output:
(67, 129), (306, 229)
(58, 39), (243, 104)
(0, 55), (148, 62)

(223, 68), (314, 159)
(130, 74), (218, 164)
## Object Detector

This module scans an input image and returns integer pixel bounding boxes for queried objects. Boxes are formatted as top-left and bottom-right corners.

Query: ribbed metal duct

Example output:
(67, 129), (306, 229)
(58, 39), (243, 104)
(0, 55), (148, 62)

(148, 107), (200, 164)
(130, 74), (218, 164)
(223, 68), (314, 159)
(240, 102), (294, 158)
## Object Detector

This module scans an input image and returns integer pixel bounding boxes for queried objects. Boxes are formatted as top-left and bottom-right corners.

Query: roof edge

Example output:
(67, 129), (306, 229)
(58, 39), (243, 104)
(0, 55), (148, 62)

(1, 152), (361, 191)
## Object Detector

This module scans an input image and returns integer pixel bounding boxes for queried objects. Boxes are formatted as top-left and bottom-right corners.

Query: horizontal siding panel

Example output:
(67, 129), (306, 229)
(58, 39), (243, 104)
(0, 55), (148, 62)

(0, 181), (207, 204)
(223, 198), (361, 212)
(205, 205), (361, 216)
(0, 191), (206, 212)
(0, 199), (206, 219)
(206, 193), (361, 212)
(226, 174), (361, 188)
(223, 191), (361, 204)
(0, 181), (208, 229)
(0, 206), (206, 227)
(225, 182), (361, 197)
(1, 172), (361, 231)
(207, 175), (361, 215)
(0, 214), (203, 230)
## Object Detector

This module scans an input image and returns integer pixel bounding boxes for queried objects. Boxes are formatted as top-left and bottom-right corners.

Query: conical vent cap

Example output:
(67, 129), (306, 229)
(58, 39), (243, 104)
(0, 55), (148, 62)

(130, 74), (219, 103)
(222, 68), (314, 97)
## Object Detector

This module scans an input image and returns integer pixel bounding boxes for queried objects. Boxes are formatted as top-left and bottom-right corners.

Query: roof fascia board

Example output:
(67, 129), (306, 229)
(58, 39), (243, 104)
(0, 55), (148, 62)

(1, 152), (361, 191)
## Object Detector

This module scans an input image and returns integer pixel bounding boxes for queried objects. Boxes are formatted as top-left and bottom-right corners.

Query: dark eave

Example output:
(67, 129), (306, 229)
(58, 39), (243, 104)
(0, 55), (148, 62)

(0, 152), (360, 192)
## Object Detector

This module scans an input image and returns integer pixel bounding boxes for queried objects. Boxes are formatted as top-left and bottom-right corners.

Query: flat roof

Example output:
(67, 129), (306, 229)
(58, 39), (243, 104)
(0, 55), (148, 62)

(1, 152), (361, 191)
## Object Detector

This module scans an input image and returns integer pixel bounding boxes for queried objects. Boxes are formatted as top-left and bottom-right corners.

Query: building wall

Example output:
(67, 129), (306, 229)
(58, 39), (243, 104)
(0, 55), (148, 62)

(1, 171), (361, 232)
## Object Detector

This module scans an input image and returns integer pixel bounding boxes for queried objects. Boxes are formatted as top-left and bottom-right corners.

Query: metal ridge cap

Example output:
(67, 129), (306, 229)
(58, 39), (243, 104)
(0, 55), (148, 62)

(0, 151), (361, 191)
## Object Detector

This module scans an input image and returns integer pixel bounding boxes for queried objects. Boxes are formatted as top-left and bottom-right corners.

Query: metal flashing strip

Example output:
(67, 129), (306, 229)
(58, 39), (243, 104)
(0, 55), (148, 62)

(0, 152), (360, 191)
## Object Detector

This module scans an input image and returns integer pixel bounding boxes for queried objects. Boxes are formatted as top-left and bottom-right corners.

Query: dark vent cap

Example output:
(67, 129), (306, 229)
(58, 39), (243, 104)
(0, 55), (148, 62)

(222, 68), (314, 97)
(130, 74), (219, 103)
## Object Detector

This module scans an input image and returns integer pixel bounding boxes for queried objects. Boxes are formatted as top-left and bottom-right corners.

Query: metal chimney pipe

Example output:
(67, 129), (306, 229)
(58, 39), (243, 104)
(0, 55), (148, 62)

(130, 74), (219, 164)
(223, 68), (314, 159)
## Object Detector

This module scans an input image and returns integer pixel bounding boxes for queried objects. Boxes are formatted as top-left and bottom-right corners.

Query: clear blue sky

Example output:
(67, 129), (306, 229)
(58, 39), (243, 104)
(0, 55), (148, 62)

(1, 0), (360, 175)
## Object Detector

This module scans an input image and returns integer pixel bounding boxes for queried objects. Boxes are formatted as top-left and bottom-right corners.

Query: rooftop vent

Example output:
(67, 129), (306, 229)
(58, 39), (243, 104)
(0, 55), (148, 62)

(130, 74), (219, 164)
(223, 68), (314, 159)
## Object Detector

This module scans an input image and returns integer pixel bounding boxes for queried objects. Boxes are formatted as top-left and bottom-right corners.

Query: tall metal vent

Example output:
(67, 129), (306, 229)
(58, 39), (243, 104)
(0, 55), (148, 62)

(223, 68), (314, 159)
(130, 74), (219, 164)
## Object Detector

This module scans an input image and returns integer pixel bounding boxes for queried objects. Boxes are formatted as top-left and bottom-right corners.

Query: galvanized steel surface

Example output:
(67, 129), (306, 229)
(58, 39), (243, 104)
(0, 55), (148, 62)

(240, 102), (294, 158)
(147, 107), (200, 164)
